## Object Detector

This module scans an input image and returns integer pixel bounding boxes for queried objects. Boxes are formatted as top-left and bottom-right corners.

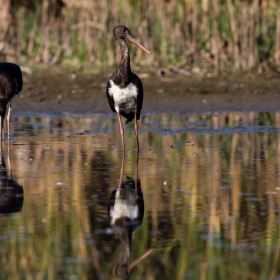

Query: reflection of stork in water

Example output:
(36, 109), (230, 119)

(108, 154), (152, 278)
(0, 152), (24, 214)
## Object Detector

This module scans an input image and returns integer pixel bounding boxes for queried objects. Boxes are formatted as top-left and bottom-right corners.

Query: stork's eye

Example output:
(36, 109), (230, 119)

(123, 28), (126, 32)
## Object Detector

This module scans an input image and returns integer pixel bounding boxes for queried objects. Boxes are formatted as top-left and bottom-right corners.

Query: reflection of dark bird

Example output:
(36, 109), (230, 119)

(108, 155), (152, 278)
(0, 62), (23, 141)
(0, 155), (24, 214)
(106, 25), (151, 153)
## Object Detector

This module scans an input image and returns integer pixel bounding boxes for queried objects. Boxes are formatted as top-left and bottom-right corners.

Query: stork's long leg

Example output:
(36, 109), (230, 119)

(0, 116), (2, 142)
(0, 119), (2, 154)
(117, 112), (125, 154)
(7, 152), (11, 177)
(7, 101), (11, 141)
(6, 142), (12, 191)
(135, 149), (139, 189)
(134, 112), (140, 152)
(118, 153), (125, 189)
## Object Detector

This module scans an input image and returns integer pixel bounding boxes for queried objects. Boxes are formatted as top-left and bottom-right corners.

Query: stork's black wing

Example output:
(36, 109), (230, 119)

(106, 79), (116, 113)
(131, 73), (143, 120)
(0, 62), (22, 102)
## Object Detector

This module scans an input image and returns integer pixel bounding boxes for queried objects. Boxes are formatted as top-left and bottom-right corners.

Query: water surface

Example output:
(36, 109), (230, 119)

(1, 111), (280, 280)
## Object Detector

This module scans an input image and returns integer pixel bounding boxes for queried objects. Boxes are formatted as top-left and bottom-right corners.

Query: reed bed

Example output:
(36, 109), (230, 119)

(0, 0), (280, 73)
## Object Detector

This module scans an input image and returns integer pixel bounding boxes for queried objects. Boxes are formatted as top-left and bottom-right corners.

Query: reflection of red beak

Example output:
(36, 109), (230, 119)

(127, 249), (153, 273)
(126, 34), (151, 54)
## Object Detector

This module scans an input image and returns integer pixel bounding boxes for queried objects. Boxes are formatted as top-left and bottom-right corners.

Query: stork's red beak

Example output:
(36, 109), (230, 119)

(126, 34), (151, 54)
(127, 249), (153, 273)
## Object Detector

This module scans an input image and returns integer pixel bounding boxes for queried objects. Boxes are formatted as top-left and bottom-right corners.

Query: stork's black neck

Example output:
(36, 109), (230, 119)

(118, 227), (132, 265)
(115, 226), (132, 277)
(112, 38), (132, 87)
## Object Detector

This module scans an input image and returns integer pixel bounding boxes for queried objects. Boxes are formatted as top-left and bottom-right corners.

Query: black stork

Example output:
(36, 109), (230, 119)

(0, 62), (23, 142)
(108, 154), (152, 278)
(106, 25), (151, 153)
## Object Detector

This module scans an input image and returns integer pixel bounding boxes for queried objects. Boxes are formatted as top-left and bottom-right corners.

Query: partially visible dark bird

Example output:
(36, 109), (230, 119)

(106, 25), (151, 153)
(108, 155), (152, 278)
(0, 154), (24, 214)
(0, 62), (23, 141)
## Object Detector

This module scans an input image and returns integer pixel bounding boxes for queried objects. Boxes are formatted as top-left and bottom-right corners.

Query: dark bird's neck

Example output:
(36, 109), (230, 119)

(113, 39), (132, 87)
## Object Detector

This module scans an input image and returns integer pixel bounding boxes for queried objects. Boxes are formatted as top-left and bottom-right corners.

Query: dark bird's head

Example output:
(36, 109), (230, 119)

(113, 25), (151, 54)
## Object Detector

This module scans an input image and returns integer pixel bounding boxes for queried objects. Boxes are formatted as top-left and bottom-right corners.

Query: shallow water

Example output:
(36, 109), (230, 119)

(1, 111), (280, 279)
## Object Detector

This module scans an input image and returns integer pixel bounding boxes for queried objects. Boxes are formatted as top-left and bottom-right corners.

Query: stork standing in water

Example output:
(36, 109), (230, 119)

(108, 154), (152, 278)
(0, 62), (23, 143)
(106, 25), (151, 153)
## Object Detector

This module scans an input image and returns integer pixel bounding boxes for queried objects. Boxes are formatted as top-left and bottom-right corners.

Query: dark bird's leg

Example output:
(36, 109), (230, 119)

(134, 112), (139, 152)
(7, 148), (11, 175)
(0, 115), (3, 154)
(0, 116), (4, 142)
(117, 112), (125, 154)
(0, 135), (2, 154)
(7, 101), (11, 141)
(118, 154), (125, 189)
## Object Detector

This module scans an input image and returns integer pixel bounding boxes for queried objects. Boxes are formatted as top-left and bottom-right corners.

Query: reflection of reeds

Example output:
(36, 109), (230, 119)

(0, 111), (280, 278)
(1, 1), (280, 72)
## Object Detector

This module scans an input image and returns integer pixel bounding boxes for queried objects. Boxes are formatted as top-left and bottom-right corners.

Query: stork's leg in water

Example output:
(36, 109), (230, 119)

(118, 154), (125, 189)
(117, 112), (125, 154)
(0, 117), (3, 153)
(0, 116), (2, 140)
(7, 102), (11, 141)
(135, 149), (139, 189)
(0, 116), (2, 141)
(134, 112), (139, 152)
(7, 152), (11, 177)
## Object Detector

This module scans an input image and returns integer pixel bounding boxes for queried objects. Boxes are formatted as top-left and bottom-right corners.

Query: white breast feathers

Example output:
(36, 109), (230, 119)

(108, 80), (138, 112)
(109, 190), (139, 225)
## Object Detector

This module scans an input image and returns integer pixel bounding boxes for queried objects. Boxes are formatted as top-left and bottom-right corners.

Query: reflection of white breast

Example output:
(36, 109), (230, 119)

(108, 80), (138, 112)
(110, 190), (139, 225)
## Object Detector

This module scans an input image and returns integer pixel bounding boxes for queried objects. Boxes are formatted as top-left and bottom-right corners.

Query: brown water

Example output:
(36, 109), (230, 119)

(1, 111), (280, 279)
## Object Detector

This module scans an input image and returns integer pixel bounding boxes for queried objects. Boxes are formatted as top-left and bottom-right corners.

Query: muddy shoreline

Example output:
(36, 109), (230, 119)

(13, 66), (280, 114)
